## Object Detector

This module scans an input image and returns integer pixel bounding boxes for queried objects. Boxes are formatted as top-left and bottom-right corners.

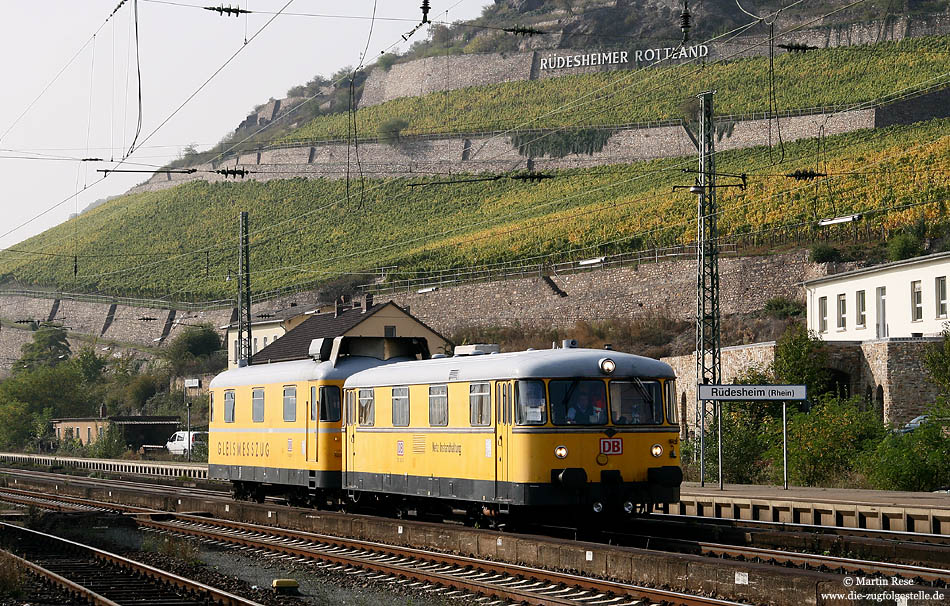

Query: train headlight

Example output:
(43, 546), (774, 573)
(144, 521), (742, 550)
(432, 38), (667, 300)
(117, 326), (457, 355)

(598, 358), (616, 375)
(554, 445), (568, 459)
(651, 443), (663, 457)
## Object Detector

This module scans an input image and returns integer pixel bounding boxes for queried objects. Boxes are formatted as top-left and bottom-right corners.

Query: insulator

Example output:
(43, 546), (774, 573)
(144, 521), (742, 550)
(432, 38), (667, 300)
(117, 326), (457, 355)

(680, 5), (691, 43)
(420, 0), (431, 23)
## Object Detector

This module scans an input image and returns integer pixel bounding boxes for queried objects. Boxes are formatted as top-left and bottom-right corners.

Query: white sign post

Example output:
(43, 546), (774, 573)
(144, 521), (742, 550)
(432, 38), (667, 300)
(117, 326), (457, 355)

(697, 384), (807, 490)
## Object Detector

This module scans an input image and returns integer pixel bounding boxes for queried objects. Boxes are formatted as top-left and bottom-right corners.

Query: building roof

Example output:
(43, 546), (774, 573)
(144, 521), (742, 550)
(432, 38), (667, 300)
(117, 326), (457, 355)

(804, 251), (950, 287)
(221, 304), (312, 330)
(248, 302), (383, 364)
(51, 415), (179, 425)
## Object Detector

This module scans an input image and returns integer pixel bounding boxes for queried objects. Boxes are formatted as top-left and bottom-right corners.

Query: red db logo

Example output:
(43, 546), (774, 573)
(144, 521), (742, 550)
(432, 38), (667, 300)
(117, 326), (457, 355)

(600, 438), (622, 455)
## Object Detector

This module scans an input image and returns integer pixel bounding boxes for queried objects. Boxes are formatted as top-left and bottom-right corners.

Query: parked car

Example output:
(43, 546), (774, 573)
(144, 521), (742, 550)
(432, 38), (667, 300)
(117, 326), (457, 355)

(165, 431), (208, 455)
(896, 415), (929, 434)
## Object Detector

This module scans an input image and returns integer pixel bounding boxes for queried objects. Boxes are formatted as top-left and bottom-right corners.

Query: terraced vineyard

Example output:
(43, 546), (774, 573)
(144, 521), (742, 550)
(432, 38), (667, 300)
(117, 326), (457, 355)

(281, 36), (950, 143)
(1, 119), (947, 299)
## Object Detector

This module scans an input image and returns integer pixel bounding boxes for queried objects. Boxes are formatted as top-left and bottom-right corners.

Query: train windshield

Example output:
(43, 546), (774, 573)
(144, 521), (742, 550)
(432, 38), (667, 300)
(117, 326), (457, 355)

(549, 379), (608, 425)
(610, 380), (664, 425)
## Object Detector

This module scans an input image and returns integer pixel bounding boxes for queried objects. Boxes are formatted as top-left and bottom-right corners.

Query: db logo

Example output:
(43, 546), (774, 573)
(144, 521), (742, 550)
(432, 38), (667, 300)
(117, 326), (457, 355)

(396, 440), (405, 456)
(600, 438), (623, 455)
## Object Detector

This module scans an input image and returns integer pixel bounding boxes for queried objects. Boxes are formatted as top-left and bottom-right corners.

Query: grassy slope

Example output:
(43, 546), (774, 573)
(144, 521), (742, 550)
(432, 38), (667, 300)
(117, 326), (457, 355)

(1, 119), (947, 299)
(280, 36), (950, 143)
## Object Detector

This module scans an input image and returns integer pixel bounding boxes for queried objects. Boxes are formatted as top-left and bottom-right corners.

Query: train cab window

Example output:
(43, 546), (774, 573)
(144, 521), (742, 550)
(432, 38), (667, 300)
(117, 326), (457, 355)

(209, 392), (214, 422)
(392, 387), (410, 427)
(550, 380), (607, 425)
(610, 380), (663, 425)
(429, 384), (448, 426)
(664, 379), (678, 424)
(224, 391), (235, 423)
(283, 386), (296, 422)
(358, 389), (375, 426)
(314, 385), (341, 422)
(469, 382), (491, 426)
(514, 380), (546, 425)
(252, 389), (265, 422)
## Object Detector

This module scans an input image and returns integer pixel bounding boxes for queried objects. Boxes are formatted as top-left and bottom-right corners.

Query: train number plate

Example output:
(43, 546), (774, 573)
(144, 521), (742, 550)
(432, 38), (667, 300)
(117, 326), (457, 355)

(600, 438), (623, 455)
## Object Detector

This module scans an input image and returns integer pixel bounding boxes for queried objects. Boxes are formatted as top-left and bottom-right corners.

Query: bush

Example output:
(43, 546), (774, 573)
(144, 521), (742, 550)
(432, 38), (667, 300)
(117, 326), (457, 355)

(887, 232), (922, 261)
(863, 399), (950, 491)
(376, 53), (398, 71)
(378, 117), (409, 144)
(810, 243), (842, 263)
(763, 296), (805, 319)
(773, 324), (831, 398)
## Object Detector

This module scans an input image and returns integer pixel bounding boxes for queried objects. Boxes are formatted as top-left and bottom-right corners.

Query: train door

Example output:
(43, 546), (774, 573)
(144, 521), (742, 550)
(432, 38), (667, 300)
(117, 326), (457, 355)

(494, 380), (512, 502)
(307, 385), (318, 463)
(344, 389), (357, 489)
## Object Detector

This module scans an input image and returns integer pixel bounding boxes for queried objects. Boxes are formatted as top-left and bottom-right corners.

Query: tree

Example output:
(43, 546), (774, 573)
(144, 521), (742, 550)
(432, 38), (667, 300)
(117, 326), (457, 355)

(75, 347), (108, 384)
(924, 323), (950, 395)
(17, 323), (70, 373)
(163, 324), (222, 376)
(886, 232), (922, 261)
(773, 324), (831, 399)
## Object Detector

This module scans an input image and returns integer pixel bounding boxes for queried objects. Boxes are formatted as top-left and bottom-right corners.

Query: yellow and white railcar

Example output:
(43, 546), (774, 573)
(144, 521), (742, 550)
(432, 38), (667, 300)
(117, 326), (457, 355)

(341, 344), (681, 516)
(208, 337), (427, 503)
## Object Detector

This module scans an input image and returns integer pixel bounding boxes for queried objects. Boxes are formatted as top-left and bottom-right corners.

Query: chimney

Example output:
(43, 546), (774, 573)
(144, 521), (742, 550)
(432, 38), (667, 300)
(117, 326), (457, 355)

(362, 293), (374, 313)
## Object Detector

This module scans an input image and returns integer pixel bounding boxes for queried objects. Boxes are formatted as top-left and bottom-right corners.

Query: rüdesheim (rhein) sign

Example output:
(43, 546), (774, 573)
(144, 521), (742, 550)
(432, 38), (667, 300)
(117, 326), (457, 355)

(698, 384), (807, 401)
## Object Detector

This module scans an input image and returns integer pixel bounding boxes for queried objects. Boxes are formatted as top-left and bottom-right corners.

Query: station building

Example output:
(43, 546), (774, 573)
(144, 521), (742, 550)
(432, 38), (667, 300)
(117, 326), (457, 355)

(664, 252), (948, 434)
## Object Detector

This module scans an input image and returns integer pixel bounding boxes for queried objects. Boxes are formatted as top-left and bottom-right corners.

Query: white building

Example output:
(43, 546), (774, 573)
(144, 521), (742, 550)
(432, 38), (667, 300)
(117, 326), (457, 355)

(805, 252), (950, 341)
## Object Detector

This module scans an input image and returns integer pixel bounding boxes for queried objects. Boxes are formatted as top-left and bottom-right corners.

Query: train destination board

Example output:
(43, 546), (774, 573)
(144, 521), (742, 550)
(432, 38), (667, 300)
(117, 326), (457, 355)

(698, 384), (807, 401)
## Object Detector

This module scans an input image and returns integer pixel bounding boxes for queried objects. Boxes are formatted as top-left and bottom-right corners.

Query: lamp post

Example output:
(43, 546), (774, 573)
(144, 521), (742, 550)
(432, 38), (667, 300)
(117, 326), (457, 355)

(184, 378), (200, 461)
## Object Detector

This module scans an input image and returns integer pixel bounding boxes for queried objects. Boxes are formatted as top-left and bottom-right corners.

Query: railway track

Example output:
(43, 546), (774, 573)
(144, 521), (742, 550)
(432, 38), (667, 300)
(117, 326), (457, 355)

(0, 522), (262, 606)
(140, 512), (745, 606)
(3, 477), (949, 599)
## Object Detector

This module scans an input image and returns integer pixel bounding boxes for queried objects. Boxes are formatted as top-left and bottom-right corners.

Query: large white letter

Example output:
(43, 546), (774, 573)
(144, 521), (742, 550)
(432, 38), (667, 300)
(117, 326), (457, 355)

(620, 51), (628, 63)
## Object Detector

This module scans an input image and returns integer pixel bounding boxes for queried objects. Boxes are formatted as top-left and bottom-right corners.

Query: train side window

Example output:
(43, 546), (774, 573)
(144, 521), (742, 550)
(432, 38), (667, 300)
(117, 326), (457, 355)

(514, 380), (546, 425)
(283, 386), (296, 422)
(495, 383), (502, 425)
(344, 390), (356, 426)
(252, 388), (265, 423)
(358, 388), (375, 426)
(469, 382), (491, 426)
(392, 386), (410, 427)
(429, 384), (448, 427)
(224, 391), (235, 423)
(319, 386), (341, 422)
(665, 379), (678, 424)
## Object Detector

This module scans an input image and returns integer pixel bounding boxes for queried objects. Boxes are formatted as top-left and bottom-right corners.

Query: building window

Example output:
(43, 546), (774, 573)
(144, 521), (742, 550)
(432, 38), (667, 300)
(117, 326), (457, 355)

(469, 383), (491, 426)
(87, 427), (92, 444)
(818, 296), (828, 333)
(253, 337), (258, 354)
(836, 294), (846, 330)
(429, 384), (448, 427)
(263, 336), (268, 347)
(233, 340), (239, 362)
(911, 280), (923, 322)
(856, 290), (866, 328)
(937, 276), (947, 318)
(384, 325), (396, 338)
(392, 387), (410, 427)
(358, 388), (375, 426)
(283, 386), (296, 422)
(252, 388), (265, 422)
(224, 391), (235, 423)
(97, 426), (102, 438)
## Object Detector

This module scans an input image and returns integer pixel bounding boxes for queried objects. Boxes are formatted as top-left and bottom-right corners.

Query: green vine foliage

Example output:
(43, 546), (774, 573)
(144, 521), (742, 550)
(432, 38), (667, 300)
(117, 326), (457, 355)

(0, 119), (947, 299)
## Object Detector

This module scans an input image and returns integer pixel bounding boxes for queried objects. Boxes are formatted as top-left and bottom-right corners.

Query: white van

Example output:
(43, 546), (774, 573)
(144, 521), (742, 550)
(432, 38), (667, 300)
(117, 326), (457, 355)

(165, 431), (208, 455)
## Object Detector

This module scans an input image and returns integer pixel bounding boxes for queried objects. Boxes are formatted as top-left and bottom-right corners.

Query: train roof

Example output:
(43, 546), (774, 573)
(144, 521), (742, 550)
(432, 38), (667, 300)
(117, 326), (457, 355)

(208, 355), (414, 389)
(343, 348), (675, 388)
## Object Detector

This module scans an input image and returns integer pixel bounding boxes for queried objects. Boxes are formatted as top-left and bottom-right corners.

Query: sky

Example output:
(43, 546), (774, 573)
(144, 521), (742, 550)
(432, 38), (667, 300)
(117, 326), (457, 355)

(0, 0), (490, 250)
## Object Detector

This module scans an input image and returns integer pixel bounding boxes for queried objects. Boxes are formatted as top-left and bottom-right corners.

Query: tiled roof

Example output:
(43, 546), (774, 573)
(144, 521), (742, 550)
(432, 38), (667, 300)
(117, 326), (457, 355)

(249, 303), (387, 364)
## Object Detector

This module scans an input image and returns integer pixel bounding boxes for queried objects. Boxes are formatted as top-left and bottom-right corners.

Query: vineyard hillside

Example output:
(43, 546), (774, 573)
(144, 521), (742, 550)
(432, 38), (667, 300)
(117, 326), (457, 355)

(2, 119), (948, 300)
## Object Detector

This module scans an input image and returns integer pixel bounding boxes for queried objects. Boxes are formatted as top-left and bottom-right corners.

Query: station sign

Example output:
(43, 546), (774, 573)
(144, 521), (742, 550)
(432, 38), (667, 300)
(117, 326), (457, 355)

(698, 384), (807, 401)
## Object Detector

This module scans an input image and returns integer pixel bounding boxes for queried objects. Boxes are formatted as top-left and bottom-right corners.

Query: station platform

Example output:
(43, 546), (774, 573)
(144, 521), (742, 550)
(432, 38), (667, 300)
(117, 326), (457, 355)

(675, 482), (950, 534)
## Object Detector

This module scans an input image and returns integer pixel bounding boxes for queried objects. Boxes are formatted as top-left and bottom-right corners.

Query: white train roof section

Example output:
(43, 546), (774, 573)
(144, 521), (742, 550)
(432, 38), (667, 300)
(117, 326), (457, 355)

(209, 356), (414, 389)
(344, 348), (675, 388)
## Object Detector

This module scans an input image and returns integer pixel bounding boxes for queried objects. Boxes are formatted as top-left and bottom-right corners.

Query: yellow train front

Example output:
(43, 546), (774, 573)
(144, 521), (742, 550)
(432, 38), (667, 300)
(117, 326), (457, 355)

(341, 343), (681, 519)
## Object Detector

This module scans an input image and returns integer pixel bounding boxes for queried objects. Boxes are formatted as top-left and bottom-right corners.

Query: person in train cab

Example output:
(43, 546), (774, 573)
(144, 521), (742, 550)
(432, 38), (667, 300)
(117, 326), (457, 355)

(566, 382), (606, 424)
